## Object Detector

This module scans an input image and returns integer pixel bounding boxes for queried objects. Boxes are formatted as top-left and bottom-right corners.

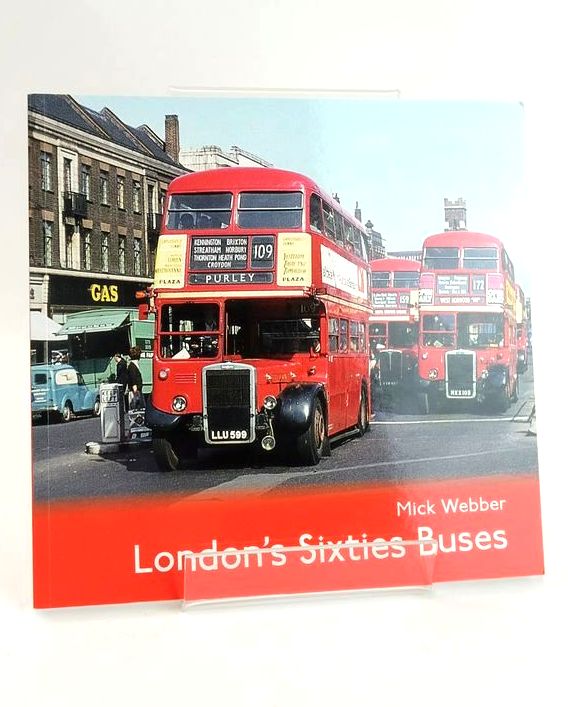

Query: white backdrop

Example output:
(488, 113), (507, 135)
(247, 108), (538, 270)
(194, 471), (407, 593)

(1, 2), (566, 705)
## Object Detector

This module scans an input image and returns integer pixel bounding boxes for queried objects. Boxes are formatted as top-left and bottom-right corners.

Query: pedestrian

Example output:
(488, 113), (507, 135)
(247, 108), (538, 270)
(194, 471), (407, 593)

(113, 352), (129, 409)
(127, 346), (144, 410)
(113, 352), (128, 388)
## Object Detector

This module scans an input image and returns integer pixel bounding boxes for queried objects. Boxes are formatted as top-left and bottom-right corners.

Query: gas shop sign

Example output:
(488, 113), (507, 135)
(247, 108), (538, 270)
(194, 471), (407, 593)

(50, 275), (150, 307)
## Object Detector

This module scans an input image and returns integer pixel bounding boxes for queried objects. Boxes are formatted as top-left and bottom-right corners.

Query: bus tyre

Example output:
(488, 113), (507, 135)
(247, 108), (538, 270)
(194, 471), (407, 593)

(153, 433), (197, 472)
(493, 387), (511, 414)
(93, 397), (101, 417)
(296, 398), (326, 466)
(356, 389), (369, 436)
(61, 402), (73, 423)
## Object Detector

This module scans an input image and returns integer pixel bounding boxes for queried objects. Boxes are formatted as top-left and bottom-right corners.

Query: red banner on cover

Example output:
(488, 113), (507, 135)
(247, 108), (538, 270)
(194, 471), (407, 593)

(33, 474), (543, 608)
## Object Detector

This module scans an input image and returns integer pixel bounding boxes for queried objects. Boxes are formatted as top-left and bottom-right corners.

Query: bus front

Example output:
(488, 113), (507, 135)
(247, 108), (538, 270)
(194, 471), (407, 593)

(417, 233), (518, 412)
(144, 168), (371, 470)
(369, 258), (420, 405)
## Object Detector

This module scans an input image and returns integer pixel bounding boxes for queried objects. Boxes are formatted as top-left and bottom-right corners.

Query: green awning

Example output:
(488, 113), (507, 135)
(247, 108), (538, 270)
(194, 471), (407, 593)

(58, 310), (130, 335)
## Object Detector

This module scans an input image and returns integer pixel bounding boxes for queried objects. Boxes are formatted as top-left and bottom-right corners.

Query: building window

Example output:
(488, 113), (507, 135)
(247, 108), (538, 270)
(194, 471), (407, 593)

(82, 230), (92, 270)
(65, 229), (74, 268)
(80, 164), (91, 200)
(100, 171), (109, 205)
(134, 237), (141, 276)
(101, 233), (109, 272)
(64, 227), (80, 270)
(42, 220), (53, 266)
(40, 152), (52, 191)
(133, 181), (141, 213)
(117, 176), (125, 209)
(118, 235), (126, 274)
(147, 183), (155, 212)
(63, 158), (72, 192)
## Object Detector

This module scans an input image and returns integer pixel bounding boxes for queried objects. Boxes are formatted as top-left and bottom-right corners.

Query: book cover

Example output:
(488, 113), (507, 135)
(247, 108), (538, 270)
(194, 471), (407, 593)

(29, 95), (542, 608)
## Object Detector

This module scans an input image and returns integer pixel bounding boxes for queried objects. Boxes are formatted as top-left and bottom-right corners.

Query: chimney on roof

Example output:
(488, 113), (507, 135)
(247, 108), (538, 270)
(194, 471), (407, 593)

(354, 201), (362, 222)
(444, 197), (467, 231)
(165, 115), (180, 162)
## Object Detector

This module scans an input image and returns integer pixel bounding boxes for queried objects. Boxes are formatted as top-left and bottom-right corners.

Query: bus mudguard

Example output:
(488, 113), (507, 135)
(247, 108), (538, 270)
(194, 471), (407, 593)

(144, 396), (182, 432)
(484, 364), (508, 391)
(275, 383), (326, 433)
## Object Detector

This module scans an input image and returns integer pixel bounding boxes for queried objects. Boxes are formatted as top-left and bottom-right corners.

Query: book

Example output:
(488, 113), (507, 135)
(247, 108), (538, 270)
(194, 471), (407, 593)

(29, 94), (542, 608)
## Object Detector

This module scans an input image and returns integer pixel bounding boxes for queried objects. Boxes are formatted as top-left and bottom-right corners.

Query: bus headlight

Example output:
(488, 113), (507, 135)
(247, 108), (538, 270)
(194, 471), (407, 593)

(261, 435), (276, 451)
(481, 369), (489, 379)
(263, 395), (277, 411)
(172, 395), (187, 412)
(428, 368), (438, 379)
(158, 368), (169, 380)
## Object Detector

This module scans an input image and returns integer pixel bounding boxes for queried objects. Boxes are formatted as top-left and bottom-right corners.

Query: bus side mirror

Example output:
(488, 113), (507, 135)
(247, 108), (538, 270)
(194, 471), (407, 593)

(138, 303), (149, 321)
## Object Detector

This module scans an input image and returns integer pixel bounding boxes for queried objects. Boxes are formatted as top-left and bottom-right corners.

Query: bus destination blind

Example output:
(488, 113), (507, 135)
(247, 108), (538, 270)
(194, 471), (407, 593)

(189, 235), (274, 284)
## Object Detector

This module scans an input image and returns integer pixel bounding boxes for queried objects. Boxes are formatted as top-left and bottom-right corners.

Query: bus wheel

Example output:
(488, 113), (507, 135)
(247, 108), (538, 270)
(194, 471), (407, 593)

(493, 387), (511, 414)
(356, 389), (369, 436)
(93, 397), (101, 416)
(153, 433), (197, 472)
(296, 398), (326, 466)
(61, 402), (73, 423)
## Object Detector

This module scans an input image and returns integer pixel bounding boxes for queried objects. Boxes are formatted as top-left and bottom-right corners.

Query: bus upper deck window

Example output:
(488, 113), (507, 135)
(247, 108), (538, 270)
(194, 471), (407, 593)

(393, 271), (420, 288)
(309, 193), (324, 233)
(463, 247), (498, 270)
(424, 247), (459, 269)
(167, 192), (232, 230)
(237, 192), (303, 229)
(322, 201), (336, 240)
(372, 272), (390, 288)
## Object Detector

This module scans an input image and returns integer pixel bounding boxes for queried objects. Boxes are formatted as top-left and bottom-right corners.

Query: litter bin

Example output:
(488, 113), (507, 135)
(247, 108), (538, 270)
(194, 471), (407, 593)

(100, 383), (126, 443)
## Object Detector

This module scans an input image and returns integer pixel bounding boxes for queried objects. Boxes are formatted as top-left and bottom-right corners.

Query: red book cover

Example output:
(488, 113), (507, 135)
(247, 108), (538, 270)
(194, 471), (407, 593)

(29, 95), (542, 608)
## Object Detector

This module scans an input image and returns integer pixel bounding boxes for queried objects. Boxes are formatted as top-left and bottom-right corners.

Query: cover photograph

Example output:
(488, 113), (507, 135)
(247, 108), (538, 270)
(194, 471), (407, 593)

(29, 95), (543, 608)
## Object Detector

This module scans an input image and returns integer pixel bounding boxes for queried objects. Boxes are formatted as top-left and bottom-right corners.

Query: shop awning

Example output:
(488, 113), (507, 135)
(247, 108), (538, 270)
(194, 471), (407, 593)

(30, 311), (66, 341)
(57, 310), (130, 336)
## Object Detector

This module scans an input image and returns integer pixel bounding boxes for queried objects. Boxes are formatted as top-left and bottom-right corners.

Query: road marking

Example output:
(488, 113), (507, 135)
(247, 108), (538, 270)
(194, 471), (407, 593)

(319, 447), (527, 475)
(192, 471), (308, 498)
(370, 416), (530, 425)
(192, 446), (529, 498)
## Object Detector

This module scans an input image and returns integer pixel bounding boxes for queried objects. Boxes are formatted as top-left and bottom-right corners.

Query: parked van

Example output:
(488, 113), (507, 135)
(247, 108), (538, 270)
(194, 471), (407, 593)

(57, 308), (154, 394)
(31, 364), (100, 422)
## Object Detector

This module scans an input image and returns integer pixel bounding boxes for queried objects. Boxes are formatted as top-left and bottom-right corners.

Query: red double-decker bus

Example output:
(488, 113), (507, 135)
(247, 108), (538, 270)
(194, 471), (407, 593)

(417, 231), (519, 412)
(369, 257), (420, 406)
(515, 284), (530, 374)
(143, 167), (372, 470)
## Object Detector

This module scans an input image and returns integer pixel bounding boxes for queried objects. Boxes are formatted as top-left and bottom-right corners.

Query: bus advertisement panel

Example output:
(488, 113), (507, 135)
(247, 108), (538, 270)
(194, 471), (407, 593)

(144, 168), (373, 470)
(369, 257), (420, 406)
(418, 231), (520, 412)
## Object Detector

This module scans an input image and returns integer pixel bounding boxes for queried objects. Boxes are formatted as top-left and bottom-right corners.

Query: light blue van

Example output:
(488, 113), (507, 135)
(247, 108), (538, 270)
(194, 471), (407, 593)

(31, 364), (100, 422)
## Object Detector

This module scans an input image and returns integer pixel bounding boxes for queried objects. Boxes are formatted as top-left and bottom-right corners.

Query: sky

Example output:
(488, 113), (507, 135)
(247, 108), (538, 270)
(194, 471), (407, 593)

(79, 95), (528, 289)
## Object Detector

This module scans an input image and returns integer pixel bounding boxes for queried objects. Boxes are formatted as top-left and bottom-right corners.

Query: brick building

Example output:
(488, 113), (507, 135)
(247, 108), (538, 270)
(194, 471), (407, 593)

(28, 96), (186, 333)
